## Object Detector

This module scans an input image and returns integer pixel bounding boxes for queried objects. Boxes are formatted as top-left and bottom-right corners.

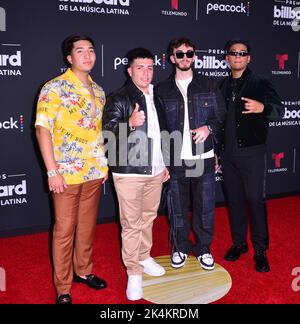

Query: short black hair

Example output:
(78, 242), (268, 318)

(62, 34), (95, 67)
(126, 47), (154, 67)
(168, 37), (196, 57)
(225, 38), (251, 54)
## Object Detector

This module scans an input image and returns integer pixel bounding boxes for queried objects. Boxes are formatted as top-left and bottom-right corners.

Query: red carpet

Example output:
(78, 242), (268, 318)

(0, 196), (299, 304)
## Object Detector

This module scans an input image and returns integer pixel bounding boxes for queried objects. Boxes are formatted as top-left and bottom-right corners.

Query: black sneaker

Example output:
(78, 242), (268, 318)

(224, 243), (248, 261)
(254, 250), (270, 272)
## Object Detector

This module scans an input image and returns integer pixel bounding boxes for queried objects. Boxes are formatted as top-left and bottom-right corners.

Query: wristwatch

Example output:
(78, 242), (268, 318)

(47, 169), (59, 178)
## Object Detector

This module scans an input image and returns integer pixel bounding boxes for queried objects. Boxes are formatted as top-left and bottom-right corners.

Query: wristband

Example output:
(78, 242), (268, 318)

(207, 125), (213, 135)
(47, 169), (59, 178)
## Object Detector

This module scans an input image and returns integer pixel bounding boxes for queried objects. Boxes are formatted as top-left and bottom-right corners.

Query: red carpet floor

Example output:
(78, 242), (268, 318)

(0, 195), (299, 304)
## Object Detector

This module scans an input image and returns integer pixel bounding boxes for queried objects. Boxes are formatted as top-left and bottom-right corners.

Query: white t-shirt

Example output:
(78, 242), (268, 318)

(176, 77), (200, 160)
(176, 77), (214, 160)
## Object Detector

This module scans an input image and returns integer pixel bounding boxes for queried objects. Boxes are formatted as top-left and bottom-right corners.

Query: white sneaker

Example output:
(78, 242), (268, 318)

(171, 252), (188, 268)
(126, 274), (143, 301)
(139, 257), (166, 276)
(198, 253), (215, 270)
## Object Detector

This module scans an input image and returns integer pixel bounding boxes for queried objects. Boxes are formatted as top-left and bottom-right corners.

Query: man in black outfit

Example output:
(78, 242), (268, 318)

(219, 39), (283, 272)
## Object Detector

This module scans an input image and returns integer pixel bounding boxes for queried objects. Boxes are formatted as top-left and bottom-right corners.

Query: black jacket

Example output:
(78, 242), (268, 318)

(154, 71), (226, 168)
(219, 68), (283, 150)
(102, 80), (153, 174)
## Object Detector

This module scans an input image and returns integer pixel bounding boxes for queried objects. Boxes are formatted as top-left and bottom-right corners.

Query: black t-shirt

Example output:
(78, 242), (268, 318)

(224, 77), (239, 154)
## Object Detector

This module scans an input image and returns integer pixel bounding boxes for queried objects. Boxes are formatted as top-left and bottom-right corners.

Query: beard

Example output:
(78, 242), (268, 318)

(175, 60), (193, 71)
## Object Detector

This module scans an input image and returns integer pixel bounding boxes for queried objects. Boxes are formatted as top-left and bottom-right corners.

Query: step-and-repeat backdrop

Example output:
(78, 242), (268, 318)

(0, 0), (299, 237)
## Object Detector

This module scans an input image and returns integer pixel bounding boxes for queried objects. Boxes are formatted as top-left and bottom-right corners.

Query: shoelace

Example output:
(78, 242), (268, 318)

(201, 254), (212, 260)
(174, 252), (186, 260)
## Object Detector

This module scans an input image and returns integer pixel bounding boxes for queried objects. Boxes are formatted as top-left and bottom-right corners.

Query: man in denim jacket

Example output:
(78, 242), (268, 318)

(155, 37), (225, 270)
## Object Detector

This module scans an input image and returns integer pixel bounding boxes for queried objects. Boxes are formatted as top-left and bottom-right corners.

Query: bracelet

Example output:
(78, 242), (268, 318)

(47, 169), (59, 178)
(207, 125), (213, 135)
(128, 117), (136, 131)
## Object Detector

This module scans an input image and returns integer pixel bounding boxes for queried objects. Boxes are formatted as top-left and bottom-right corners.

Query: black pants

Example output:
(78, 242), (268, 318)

(170, 171), (215, 257)
(221, 152), (269, 251)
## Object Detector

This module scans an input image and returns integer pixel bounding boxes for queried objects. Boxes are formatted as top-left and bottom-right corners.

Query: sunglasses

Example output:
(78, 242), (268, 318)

(174, 51), (195, 59)
(228, 51), (249, 57)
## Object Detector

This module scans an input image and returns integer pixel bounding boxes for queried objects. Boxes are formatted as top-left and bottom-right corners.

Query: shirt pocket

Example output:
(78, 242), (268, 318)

(193, 93), (215, 125)
(164, 99), (178, 131)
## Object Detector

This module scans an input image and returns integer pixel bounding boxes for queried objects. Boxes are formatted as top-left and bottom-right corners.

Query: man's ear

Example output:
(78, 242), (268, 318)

(67, 55), (72, 65)
(127, 67), (132, 77)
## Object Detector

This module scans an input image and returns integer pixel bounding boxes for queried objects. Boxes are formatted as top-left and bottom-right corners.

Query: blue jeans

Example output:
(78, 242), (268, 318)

(169, 170), (215, 257)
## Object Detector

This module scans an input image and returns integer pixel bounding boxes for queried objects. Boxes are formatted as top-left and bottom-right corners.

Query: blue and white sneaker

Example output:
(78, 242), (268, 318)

(171, 252), (188, 268)
(197, 253), (215, 270)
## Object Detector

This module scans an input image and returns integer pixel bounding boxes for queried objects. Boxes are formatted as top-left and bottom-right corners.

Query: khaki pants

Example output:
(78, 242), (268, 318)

(113, 173), (164, 275)
(52, 179), (102, 294)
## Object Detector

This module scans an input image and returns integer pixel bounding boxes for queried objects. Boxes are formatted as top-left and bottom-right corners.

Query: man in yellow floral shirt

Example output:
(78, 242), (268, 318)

(35, 34), (108, 304)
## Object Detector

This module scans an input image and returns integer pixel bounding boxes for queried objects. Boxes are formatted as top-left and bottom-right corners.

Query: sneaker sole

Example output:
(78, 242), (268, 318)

(200, 264), (215, 270)
(143, 269), (166, 276)
(171, 262), (186, 268)
(126, 292), (143, 301)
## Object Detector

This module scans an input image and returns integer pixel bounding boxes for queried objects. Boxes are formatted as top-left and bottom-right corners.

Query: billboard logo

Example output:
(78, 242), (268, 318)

(0, 47), (22, 76)
(194, 49), (230, 77)
(0, 174), (28, 206)
(276, 54), (288, 70)
(283, 107), (300, 119)
(270, 100), (300, 127)
(292, 7), (300, 32)
(274, 5), (300, 19)
(273, 3), (300, 30)
(0, 51), (21, 67)
(171, 0), (178, 10)
(0, 267), (6, 291)
(58, 0), (130, 16)
(0, 180), (27, 198)
(0, 7), (5, 31)
(272, 152), (284, 168)
(59, 0), (129, 5)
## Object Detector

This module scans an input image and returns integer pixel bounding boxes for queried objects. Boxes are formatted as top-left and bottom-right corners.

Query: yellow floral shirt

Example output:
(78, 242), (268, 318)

(35, 68), (108, 185)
